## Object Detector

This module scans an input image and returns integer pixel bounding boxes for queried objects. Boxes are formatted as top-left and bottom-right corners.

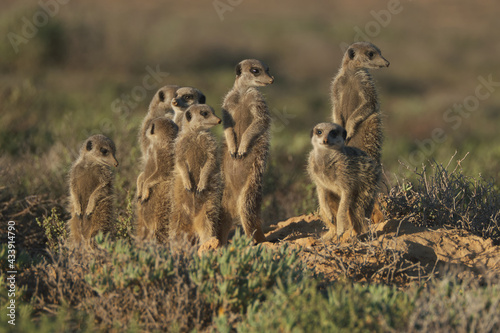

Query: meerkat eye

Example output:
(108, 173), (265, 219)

(250, 67), (261, 75)
(184, 94), (193, 101)
(100, 148), (108, 155)
(201, 111), (208, 117)
(367, 51), (375, 59)
(316, 129), (323, 136)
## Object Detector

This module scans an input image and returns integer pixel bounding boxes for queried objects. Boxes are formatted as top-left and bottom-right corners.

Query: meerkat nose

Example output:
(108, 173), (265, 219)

(385, 60), (390, 67)
(172, 99), (178, 106)
(269, 76), (275, 84)
(218, 119), (222, 124)
(323, 139), (328, 144)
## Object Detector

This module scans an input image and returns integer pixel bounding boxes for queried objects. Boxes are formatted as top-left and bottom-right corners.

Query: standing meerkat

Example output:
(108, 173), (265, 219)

(330, 41), (389, 164)
(170, 104), (223, 245)
(307, 123), (381, 240)
(136, 118), (179, 242)
(138, 85), (179, 157)
(171, 86), (206, 127)
(68, 134), (119, 246)
(219, 59), (274, 244)
(331, 42), (389, 223)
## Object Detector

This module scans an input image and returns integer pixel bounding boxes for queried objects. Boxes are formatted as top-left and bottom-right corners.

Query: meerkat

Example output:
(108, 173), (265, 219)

(136, 118), (179, 242)
(138, 85), (179, 157)
(330, 42), (389, 223)
(170, 104), (223, 245)
(219, 59), (274, 244)
(67, 134), (119, 246)
(330, 41), (389, 164)
(171, 86), (206, 127)
(307, 123), (381, 240)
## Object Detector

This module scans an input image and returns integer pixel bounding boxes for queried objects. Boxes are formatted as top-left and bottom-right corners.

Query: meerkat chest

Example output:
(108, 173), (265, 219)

(74, 164), (106, 200)
(179, 134), (210, 172)
(312, 153), (345, 192)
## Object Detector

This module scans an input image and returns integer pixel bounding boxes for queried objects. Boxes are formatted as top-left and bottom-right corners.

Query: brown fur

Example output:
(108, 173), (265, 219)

(171, 86), (206, 128)
(136, 118), (178, 242)
(307, 123), (381, 240)
(330, 42), (389, 223)
(170, 104), (223, 245)
(138, 85), (179, 157)
(219, 59), (274, 244)
(330, 42), (389, 164)
(68, 134), (118, 247)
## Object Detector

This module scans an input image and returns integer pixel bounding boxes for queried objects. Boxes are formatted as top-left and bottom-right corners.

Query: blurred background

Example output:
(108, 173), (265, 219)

(1, 0), (499, 223)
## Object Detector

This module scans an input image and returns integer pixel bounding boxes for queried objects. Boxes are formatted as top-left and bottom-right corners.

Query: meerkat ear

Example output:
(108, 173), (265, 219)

(86, 140), (93, 151)
(348, 48), (355, 60)
(310, 128), (314, 138)
(185, 110), (192, 122)
(342, 128), (347, 141)
(235, 63), (242, 76)
(150, 122), (155, 135)
(198, 93), (206, 104)
(158, 90), (165, 102)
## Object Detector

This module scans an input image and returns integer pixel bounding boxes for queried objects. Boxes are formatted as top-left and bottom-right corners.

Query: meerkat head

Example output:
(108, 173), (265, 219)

(149, 85), (179, 116)
(182, 104), (221, 131)
(310, 123), (347, 150)
(171, 87), (206, 113)
(235, 59), (274, 88)
(82, 134), (119, 167)
(146, 117), (179, 146)
(343, 42), (390, 70)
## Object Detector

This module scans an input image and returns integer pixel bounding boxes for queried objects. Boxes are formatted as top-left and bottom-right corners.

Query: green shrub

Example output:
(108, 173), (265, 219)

(385, 156), (500, 244)
(36, 207), (67, 251)
(234, 279), (414, 333)
(191, 230), (307, 314)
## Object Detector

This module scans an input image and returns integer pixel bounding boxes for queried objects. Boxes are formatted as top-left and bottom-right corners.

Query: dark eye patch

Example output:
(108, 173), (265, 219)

(367, 51), (375, 59)
(201, 111), (208, 117)
(100, 147), (108, 155)
(250, 67), (261, 76)
(183, 94), (193, 101)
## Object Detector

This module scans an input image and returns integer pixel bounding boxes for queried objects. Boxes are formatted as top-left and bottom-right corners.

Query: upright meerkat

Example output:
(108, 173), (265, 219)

(68, 134), (119, 246)
(331, 42), (389, 223)
(171, 86), (206, 127)
(307, 123), (381, 240)
(170, 104), (222, 245)
(219, 59), (274, 244)
(136, 118), (179, 242)
(330, 41), (389, 164)
(139, 85), (179, 156)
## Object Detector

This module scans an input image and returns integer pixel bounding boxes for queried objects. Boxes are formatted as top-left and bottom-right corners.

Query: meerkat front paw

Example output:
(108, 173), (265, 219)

(141, 187), (151, 203)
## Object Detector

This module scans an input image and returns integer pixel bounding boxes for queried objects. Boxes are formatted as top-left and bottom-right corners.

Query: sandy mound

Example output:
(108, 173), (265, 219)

(263, 214), (500, 285)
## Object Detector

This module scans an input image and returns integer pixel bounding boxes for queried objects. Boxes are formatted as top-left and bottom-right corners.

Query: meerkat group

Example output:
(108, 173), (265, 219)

(67, 41), (390, 248)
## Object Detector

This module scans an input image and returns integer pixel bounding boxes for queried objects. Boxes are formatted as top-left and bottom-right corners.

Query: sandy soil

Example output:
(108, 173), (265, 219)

(262, 214), (500, 286)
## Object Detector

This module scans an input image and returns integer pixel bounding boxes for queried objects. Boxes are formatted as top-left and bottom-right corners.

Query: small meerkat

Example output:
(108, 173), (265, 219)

(330, 41), (389, 164)
(138, 85), (179, 157)
(136, 118), (179, 242)
(307, 123), (381, 240)
(219, 59), (274, 244)
(67, 134), (119, 246)
(171, 86), (206, 127)
(170, 104), (222, 245)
